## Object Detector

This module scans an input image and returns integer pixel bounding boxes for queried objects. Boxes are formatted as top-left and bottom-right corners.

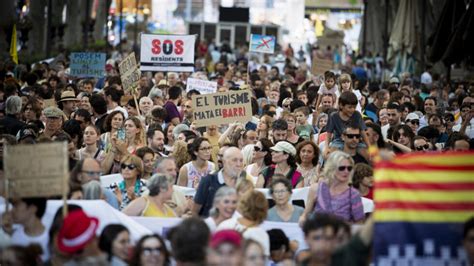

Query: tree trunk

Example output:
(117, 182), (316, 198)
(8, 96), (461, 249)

(64, 0), (86, 49)
(93, 0), (111, 43)
(0, 1), (16, 59)
(28, 0), (47, 56)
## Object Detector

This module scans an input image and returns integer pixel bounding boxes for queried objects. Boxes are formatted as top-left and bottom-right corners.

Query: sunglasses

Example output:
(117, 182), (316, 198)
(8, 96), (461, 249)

(338, 166), (353, 172)
(415, 144), (430, 151)
(121, 163), (137, 170)
(254, 146), (264, 152)
(345, 134), (360, 139)
(444, 117), (454, 122)
(406, 119), (420, 125)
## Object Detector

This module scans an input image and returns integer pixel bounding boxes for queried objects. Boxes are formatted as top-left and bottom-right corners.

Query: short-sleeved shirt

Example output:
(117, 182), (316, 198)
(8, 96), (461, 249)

(266, 205), (304, 223)
(327, 111), (366, 141)
(194, 171), (225, 217)
(313, 182), (364, 223)
(164, 101), (181, 123)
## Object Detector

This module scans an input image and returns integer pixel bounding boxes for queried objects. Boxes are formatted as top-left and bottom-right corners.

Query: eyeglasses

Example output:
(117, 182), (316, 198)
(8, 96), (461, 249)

(345, 134), (360, 139)
(415, 144), (430, 151)
(121, 163), (137, 170)
(406, 119), (419, 125)
(199, 147), (212, 151)
(82, 171), (102, 177)
(273, 189), (289, 195)
(337, 165), (353, 172)
(142, 247), (163, 256)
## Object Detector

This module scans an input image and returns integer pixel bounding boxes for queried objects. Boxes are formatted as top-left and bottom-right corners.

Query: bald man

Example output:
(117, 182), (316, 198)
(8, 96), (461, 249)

(72, 158), (119, 209)
(192, 147), (244, 217)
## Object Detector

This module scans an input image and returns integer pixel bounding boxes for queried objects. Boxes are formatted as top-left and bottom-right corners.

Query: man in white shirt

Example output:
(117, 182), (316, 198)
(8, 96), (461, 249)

(453, 103), (474, 138)
(381, 103), (402, 140)
(10, 197), (50, 262)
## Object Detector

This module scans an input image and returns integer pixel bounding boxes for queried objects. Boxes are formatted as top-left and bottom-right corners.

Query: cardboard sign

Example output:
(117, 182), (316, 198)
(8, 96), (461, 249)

(119, 52), (141, 92)
(192, 90), (252, 127)
(249, 34), (276, 54)
(140, 34), (196, 72)
(4, 142), (68, 198)
(186, 77), (217, 94)
(311, 56), (333, 76)
(70, 52), (106, 78)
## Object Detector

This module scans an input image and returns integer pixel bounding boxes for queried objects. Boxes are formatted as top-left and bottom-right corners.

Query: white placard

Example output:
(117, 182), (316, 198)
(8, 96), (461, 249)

(186, 77), (217, 94)
(140, 34), (196, 72)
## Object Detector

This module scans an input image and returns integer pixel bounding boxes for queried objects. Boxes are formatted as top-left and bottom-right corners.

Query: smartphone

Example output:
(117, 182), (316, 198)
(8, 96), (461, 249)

(117, 128), (126, 141)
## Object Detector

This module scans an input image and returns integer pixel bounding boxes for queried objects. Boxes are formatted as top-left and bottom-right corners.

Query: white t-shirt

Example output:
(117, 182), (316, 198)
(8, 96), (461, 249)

(453, 118), (474, 139)
(11, 226), (50, 262)
(204, 217), (218, 233)
(217, 217), (270, 256)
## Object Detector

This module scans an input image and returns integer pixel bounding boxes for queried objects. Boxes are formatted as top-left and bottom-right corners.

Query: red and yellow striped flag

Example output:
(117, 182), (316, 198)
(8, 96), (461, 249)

(374, 151), (474, 222)
(373, 151), (474, 265)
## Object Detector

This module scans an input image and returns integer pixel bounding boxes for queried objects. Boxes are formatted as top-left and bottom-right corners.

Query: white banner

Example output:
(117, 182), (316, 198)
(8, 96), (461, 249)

(186, 77), (217, 94)
(140, 34), (196, 72)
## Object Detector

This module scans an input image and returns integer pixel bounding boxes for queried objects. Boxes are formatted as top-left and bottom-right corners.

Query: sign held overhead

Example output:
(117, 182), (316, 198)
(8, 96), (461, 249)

(70, 52), (106, 78)
(249, 34), (276, 54)
(140, 34), (196, 72)
(192, 90), (253, 127)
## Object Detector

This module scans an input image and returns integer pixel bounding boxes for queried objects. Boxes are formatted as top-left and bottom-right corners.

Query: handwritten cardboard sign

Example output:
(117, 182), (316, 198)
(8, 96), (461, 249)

(4, 142), (68, 198)
(311, 57), (333, 76)
(192, 90), (252, 127)
(186, 77), (217, 94)
(70, 52), (106, 78)
(119, 52), (141, 92)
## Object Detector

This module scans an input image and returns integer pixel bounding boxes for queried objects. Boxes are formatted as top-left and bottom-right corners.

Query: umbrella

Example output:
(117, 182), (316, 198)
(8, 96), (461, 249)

(387, 0), (417, 76)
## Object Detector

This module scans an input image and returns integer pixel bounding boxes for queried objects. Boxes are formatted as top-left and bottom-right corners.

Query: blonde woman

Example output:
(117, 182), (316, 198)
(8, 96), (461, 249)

(299, 151), (364, 225)
(108, 154), (147, 210)
(124, 117), (145, 154)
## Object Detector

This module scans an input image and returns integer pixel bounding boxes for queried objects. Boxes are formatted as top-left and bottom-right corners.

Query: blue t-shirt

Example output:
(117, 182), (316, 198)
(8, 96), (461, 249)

(327, 111), (366, 141)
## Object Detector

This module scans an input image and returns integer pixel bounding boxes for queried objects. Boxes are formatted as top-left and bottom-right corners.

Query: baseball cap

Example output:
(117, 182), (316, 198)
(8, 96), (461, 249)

(43, 106), (65, 118)
(57, 210), (99, 254)
(210, 230), (242, 249)
(405, 112), (420, 122)
(389, 77), (400, 84)
(270, 141), (296, 156)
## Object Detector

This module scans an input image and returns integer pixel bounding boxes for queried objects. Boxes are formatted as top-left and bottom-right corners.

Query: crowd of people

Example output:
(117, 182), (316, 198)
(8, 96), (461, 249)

(0, 38), (473, 266)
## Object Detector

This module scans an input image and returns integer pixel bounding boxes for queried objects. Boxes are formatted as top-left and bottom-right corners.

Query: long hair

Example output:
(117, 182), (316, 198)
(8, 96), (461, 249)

(125, 116), (146, 147)
(130, 234), (170, 266)
(99, 224), (129, 261)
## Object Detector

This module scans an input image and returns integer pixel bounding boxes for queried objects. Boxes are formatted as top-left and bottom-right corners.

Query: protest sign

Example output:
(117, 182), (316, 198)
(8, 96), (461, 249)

(192, 90), (252, 127)
(311, 56), (333, 76)
(249, 34), (276, 54)
(140, 34), (196, 72)
(4, 142), (68, 198)
(373, 151), (474, 265)
(186, 77), (217, 94)
(119, 52), (141, 92)
(70, 52), (106, 78)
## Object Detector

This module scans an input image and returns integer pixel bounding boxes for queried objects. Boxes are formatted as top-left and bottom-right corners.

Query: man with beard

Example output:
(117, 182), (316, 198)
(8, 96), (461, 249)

(147, 124), (166, 157)
(192, 147), (243, 217)
(381, 102), (402, 140)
